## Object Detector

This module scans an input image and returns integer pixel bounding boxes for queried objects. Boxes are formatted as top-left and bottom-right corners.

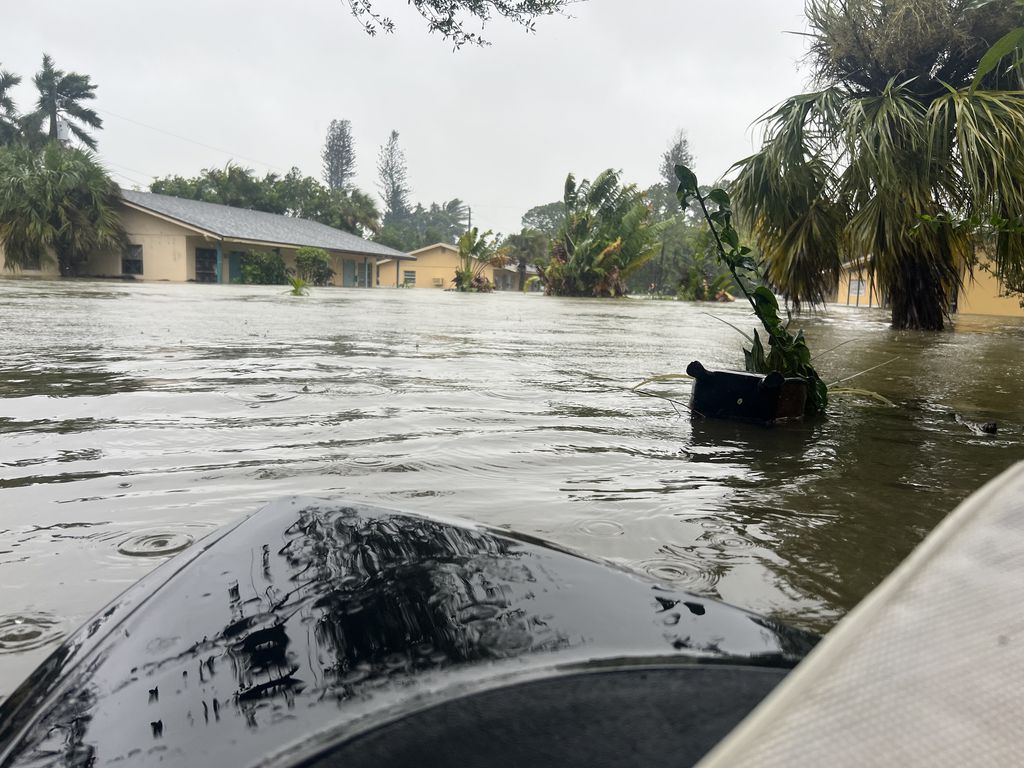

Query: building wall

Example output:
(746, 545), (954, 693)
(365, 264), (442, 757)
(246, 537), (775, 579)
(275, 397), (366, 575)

(0, 242), (61, 278)
(834, 266), (885, 309)
(376, 245), (512, 290)
(213, 242), (376, 287)
(3, 205), (392, 287)
(493, 267), (521, 291)
(833, 259), (1024, 318)
(376, 245), (459, 289)
(957, 265), (1024, 318)
(83, 207), (195, 281)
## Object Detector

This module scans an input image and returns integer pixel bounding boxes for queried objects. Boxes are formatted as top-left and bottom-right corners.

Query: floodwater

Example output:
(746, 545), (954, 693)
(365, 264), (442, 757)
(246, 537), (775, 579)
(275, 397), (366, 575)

(1, 280), (1021, 698)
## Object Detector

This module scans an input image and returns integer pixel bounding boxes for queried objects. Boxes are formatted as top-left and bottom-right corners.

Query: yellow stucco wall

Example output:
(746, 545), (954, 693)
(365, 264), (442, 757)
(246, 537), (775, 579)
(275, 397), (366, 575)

(0, 241), (61, 278)
(834, 266), (884, 308)
(957, 265), (1024, 317)
(376, 245), (460, 289)
(70, 206), (197, 281)
(376, 244), (512, 290)
(2, 205), (391, 287)
(833, 258), (1024, 318)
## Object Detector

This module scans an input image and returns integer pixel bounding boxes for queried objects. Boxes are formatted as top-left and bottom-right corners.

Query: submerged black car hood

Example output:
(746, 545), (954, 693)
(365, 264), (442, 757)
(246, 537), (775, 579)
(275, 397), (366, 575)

(0, 498), (815, 767)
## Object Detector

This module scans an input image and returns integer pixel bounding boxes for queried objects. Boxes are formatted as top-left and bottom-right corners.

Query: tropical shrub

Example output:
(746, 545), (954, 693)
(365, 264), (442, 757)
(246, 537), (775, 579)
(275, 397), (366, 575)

(0, 142), (125, 275)
(294, 247), (334, 286)
(240, 251), (289, 284)
(539, 170), (656, 297)
(454, 227), (505, 292)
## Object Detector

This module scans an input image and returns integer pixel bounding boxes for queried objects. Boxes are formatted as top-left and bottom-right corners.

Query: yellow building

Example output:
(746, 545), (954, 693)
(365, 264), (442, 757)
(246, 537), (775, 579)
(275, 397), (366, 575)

(375, 243), (525, 291)
(0, 190), (414, 285)
(954, 265), (1024, 317)
(833, 258), (1024, 318)
(835, 262), (885, 309)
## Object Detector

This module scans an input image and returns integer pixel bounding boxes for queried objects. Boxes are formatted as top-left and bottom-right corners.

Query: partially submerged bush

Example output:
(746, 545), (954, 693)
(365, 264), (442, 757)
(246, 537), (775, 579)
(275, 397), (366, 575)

(240, 251), (289, 284)
(295, 247), (335, 286)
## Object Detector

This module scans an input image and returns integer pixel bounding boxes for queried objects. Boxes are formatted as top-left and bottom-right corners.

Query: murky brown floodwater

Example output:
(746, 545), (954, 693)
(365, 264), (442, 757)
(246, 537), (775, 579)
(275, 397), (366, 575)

(1, 280), (1021, 697)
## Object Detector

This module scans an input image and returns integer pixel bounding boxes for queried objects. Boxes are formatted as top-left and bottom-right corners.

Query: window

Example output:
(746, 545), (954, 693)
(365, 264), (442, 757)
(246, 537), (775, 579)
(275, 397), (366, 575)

(403, 270), (416, 287)
(195, 248), (218, 283)
(849, 279), (866, 297)
(122, 244), (143, 275)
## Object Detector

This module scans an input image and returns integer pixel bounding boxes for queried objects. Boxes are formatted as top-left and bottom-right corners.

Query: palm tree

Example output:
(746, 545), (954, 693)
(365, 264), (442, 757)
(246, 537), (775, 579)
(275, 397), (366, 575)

(540, 169), (657, 297)
(0, 65), (21, 145)
(732, 0), (1024, 330)
(30, 54), (103, 150)
(330, 188), (381, 237)
(501, 228), (549, 290)
(0, 143), (126, 275)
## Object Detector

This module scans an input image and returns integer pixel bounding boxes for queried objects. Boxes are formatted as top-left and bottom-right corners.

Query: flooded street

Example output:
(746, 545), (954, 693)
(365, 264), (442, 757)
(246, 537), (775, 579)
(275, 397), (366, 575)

(1, 280), (1022, 697)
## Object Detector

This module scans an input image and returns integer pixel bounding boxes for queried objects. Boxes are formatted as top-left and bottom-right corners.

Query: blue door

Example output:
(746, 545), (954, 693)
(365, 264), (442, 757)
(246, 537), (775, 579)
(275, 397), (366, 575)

(342, 260), (356, 287)
(228, 252), (243, 283)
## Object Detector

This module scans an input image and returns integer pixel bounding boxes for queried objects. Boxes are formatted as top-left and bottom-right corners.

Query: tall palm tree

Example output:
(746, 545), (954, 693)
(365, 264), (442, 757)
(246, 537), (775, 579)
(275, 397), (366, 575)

(0, 65), (21, 145)
(0, 143), (126, 275)
(30, 54), (103, 150)
(732, 0), (1024, 330)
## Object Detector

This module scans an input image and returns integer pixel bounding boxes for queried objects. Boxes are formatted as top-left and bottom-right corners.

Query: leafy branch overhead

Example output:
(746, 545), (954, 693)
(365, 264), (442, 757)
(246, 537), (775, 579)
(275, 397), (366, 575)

(675, 165), (828, 416)
(342, 0), (574, 46)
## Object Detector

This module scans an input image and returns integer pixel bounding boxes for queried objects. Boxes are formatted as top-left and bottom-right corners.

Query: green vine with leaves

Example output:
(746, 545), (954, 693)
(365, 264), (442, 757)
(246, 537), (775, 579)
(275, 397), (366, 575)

(674, 165), (828, 416)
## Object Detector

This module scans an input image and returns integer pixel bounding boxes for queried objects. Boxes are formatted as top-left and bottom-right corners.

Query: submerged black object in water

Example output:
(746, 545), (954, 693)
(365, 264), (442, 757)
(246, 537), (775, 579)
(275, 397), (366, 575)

(0, 498), (816, 768)
(687, 360), (808, 423)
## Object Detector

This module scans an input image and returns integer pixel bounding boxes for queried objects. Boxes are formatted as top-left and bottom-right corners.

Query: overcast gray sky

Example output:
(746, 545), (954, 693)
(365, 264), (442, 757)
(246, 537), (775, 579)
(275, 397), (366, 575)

(4, 0), (813, 234)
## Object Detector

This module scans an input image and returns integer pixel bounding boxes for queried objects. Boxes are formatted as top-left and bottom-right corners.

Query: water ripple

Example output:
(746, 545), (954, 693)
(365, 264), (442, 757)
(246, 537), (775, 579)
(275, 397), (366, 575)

(574, 518), (626, 538)
(0, 613), (64, 654)
(116, 531), (195, 557)
(635, 555), (722, 592)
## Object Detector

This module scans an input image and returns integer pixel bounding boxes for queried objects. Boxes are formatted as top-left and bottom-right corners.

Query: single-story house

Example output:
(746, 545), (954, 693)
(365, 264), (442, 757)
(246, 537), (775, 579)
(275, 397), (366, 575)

(375, 242), (536, 290)
(1, 190), (414, 286)
(834, 257), (1024, 318)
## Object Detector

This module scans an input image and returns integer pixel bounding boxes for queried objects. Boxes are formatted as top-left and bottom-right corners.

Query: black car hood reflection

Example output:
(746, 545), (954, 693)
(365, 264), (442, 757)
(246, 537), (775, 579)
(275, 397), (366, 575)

(0, 498), (816, 767)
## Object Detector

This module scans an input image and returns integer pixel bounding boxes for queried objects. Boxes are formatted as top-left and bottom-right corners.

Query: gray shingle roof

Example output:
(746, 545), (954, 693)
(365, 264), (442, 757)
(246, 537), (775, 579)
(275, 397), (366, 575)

(119, 189), (409, 259)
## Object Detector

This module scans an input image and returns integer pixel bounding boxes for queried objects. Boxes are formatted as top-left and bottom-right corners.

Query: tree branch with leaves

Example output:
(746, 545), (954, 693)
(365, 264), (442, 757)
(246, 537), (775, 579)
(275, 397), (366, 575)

(341, 0), (576, 47)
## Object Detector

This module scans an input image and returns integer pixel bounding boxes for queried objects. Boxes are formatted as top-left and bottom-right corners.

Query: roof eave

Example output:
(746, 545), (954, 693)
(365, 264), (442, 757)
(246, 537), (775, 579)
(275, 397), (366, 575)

(119, 199), (223, 240)
(408, 242), (458, 256)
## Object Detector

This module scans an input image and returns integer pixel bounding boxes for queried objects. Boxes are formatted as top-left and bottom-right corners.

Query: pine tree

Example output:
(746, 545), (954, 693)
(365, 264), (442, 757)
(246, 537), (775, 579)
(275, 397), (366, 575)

(322, 119), (356, 191)
(376, 130), (411, 222)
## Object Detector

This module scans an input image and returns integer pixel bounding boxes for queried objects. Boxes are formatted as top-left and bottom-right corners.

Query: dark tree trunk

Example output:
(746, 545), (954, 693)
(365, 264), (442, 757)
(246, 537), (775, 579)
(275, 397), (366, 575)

(57, 251), (75, 277)
(55, 237), (77, 277)
(887, 253), (954, 331)
(48, 104), (58, 142)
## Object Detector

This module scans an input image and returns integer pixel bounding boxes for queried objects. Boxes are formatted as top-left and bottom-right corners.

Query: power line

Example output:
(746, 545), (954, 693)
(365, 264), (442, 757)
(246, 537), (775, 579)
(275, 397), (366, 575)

(97, 107), (290, 173)
(108, 169), (149, 189)
(102, 158), (158, 180)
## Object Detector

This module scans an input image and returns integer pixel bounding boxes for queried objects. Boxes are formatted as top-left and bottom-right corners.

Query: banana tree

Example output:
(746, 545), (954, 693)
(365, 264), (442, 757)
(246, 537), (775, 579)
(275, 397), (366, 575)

(454, 227), (507, 292)
(541, 169), (657, 297)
